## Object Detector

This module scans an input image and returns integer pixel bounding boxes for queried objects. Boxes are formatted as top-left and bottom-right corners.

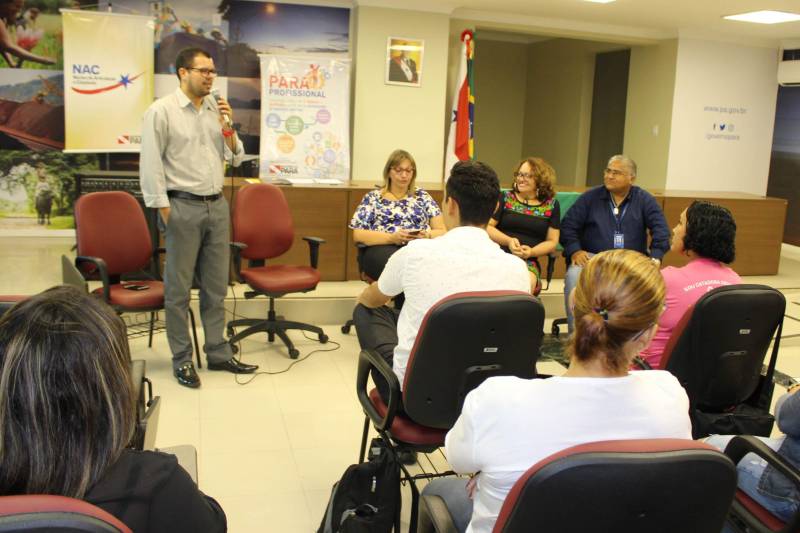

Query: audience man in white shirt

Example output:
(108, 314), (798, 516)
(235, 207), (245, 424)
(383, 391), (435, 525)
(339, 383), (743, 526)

(352, 160), (531, 406)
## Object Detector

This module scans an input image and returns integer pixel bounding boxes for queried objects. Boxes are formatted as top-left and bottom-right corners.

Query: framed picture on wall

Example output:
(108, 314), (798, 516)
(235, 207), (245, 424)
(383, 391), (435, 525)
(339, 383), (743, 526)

(385, 37), (424, 87)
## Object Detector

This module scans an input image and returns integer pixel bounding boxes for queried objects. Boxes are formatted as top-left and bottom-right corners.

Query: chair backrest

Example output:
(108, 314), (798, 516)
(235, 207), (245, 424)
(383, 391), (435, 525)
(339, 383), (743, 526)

(232, 183), (294, 260)
(493, 439), (737, 533)
(402, 291), (544, 429)
(74, 192), (152, 276)
(0, 296), (27, 316)
(553, 191), (581, 253)
(662, 284), (785, 409)
(0, 494), (132, 532)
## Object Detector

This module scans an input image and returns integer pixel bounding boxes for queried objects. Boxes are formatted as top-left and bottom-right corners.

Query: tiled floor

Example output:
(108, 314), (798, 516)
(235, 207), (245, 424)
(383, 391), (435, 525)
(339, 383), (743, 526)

(2, 236), (800, 531)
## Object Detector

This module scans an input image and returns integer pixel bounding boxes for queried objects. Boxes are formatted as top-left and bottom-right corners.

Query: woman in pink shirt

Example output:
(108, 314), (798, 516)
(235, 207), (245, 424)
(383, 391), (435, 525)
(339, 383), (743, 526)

(640, 201), (742, 368)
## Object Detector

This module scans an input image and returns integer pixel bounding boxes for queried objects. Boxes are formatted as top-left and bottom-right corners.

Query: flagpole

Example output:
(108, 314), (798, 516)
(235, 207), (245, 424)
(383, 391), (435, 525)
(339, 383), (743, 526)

(444, 30), (474, 180)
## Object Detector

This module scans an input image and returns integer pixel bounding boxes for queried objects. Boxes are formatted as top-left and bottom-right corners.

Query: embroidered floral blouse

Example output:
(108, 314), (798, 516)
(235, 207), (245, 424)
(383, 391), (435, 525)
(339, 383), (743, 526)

(349, 188), (441, 233)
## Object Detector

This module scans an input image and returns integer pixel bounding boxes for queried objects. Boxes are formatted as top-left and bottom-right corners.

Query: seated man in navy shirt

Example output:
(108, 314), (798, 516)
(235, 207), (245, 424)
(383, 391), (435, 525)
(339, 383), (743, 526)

(560, 155), (670, 332)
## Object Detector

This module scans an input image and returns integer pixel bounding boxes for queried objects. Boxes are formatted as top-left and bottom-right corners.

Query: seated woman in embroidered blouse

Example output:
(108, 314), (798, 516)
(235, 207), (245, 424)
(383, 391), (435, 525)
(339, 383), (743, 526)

(487, 157), (560, 293)
(349, 149), (446, 281)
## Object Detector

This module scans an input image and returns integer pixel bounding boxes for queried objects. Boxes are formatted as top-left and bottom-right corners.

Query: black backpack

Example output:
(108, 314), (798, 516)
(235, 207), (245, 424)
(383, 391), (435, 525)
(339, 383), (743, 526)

(317, 438), (401, 533)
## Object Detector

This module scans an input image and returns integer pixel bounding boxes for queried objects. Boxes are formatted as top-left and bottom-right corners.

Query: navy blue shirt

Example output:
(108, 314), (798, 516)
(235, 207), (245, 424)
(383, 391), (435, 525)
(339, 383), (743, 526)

(559, 185), (670, 260)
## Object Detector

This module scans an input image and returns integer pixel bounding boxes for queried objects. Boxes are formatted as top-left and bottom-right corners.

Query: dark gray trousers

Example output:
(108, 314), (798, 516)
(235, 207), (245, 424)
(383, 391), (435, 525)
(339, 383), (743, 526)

(162, 196), (232, 369)
(353, 303), (402, 408)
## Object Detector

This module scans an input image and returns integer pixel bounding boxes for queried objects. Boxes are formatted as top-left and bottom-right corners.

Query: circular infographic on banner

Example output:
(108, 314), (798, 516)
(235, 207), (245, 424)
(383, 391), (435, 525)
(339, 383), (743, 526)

(266, 113), (281, 129)
(316, 108), (331, 124)
(285, 116), (304, 135)
(277, 134), (295, 154)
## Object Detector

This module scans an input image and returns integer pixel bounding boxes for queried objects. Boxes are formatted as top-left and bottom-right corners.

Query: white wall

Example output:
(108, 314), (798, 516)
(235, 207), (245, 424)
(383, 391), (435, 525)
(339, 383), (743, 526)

(665, 39), (779, 195)
(351, 7), (450, 184)
(623, 40), (677, 190)
(473, 39), (529, 186)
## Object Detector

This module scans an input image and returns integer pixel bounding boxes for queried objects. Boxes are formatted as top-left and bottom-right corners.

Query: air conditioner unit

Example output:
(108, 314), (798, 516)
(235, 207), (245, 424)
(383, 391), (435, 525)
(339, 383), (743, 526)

(778, 48), (800, 86)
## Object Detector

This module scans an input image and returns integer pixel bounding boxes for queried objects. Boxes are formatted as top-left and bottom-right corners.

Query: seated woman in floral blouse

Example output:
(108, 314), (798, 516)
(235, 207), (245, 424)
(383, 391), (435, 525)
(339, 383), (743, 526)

(487, 157), (560, 293)
(349, 149), (446, 281)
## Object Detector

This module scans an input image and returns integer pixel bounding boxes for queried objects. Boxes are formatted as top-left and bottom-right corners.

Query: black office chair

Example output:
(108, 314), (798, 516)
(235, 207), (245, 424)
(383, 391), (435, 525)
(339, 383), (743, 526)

(657, 284), (785, 439)
(724, 435), (800, 533)
(420, 439), (737, 533)
(356, 290), (545, 531)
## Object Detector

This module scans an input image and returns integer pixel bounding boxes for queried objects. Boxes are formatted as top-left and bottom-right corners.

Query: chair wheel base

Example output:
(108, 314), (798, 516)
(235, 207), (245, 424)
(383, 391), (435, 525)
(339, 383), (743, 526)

(551, 324), (560, 337)
(319, 333), (329, 343)
(341, 324), (351, 334)
(230, 343), (239, 355)
(289, 348), (300, 359)
(226, 327), (234, 337)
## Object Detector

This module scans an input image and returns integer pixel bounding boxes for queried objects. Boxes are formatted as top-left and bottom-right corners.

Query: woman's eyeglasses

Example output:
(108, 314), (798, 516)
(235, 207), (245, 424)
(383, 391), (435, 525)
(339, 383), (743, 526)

(513, 172), (535, 180)
(392, 167), (415, 175)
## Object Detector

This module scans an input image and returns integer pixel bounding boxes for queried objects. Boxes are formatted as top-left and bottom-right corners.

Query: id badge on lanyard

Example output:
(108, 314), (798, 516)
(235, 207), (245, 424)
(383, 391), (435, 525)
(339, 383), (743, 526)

(611, 200), (627, 249)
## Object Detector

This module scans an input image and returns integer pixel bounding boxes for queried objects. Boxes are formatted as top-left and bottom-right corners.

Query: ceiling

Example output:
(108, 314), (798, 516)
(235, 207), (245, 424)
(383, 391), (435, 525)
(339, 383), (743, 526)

(357, 0), (800, 47)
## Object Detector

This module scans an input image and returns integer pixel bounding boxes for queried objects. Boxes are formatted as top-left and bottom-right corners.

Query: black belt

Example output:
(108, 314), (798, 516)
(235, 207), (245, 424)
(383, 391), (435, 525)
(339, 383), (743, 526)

(167, 190), (221, 202)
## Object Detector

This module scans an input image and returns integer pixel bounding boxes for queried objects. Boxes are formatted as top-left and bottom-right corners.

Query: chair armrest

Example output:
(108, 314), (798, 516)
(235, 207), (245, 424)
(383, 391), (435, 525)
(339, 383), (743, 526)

(544, 252), (557, 291)
(725, 435), (800, 533)
(418, 494), (461, 533)
(75, 255), (110, 302)
(356, 348), (401, 432)
(230, 242), (247, 282)
(303, 236), (325, 269)
(725, 436), (800, 490)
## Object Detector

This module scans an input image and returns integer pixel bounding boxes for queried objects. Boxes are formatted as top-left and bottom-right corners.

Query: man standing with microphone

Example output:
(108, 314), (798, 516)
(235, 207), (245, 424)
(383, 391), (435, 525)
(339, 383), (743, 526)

(140, 48), (257, 388)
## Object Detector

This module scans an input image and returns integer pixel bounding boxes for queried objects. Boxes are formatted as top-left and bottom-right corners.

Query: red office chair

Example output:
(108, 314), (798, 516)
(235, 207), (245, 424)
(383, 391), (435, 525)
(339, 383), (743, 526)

(420, 439), (737, 533)
(227, 183), (328, 359)
(0, 494), (131, 532)
(0, 295), (26, 316)
(649, 285), (785, 439)
(357, 290), (545, 532)
(724, 435), (800, 533)
(73, 192), (201, 367)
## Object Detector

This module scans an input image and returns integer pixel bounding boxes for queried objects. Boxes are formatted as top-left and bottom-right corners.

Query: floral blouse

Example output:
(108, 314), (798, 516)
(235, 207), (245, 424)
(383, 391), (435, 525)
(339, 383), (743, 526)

(349, 188), (442, 233)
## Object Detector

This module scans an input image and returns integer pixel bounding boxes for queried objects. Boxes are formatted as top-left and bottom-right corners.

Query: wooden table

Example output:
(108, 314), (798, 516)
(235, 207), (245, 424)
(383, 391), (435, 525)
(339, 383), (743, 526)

(223, 181), (789, 280)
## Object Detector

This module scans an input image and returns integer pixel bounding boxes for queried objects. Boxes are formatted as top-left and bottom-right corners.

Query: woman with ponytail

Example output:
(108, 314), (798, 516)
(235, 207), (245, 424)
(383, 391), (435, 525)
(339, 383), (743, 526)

(422, 249), (692, 533)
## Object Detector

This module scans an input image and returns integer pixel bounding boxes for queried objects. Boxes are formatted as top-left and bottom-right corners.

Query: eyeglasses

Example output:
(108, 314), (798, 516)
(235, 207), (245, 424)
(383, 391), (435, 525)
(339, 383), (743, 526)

(604, 168), (627, 177)
(513, 172), (535, 180)
(392, 167), (415, 175)
(189, 67), (218, 77)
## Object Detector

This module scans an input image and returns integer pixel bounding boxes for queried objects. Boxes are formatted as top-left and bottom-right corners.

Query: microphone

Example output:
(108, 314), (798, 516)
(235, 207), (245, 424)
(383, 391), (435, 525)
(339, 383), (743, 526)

(210, 88), (232, 128)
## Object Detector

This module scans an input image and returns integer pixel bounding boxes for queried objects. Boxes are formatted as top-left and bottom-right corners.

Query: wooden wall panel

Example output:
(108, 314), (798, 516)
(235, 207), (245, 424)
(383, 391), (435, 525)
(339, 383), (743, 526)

(660, 195), (787, 276)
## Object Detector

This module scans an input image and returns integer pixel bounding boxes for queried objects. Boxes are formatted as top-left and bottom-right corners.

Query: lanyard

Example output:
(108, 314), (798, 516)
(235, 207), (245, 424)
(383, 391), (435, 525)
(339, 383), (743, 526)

(610, 198), (629, 232)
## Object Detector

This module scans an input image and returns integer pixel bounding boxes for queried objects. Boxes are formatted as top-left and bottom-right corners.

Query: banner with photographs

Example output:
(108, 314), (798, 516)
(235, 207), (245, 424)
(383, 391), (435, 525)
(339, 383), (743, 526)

(259, 55), (350, 183)
(62, 10), (153, 152)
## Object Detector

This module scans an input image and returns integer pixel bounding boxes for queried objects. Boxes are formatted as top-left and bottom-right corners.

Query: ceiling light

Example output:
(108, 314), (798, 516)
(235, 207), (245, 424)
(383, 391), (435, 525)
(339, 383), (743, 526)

(724, 10), (800, 24)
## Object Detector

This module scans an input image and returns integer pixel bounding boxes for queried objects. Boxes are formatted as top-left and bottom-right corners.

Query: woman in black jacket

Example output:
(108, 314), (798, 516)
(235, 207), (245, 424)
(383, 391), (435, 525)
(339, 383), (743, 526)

(0, 285), (226, 532)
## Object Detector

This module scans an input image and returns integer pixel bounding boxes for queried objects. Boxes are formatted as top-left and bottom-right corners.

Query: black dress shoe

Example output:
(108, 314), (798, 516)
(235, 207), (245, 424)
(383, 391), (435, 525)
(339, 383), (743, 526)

(174, 362), (201, 388)
(207, 358), (259, 374)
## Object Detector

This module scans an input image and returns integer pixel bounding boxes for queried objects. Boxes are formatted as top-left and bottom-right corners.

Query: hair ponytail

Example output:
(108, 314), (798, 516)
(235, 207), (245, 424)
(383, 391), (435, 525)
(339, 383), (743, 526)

(568, 250), (665, 373)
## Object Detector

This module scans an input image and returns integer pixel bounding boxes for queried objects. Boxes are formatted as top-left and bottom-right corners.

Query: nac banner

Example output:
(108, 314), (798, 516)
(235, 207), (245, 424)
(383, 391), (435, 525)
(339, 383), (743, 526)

(259, 55), (351, 183)
(62, 10), (154, 153)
